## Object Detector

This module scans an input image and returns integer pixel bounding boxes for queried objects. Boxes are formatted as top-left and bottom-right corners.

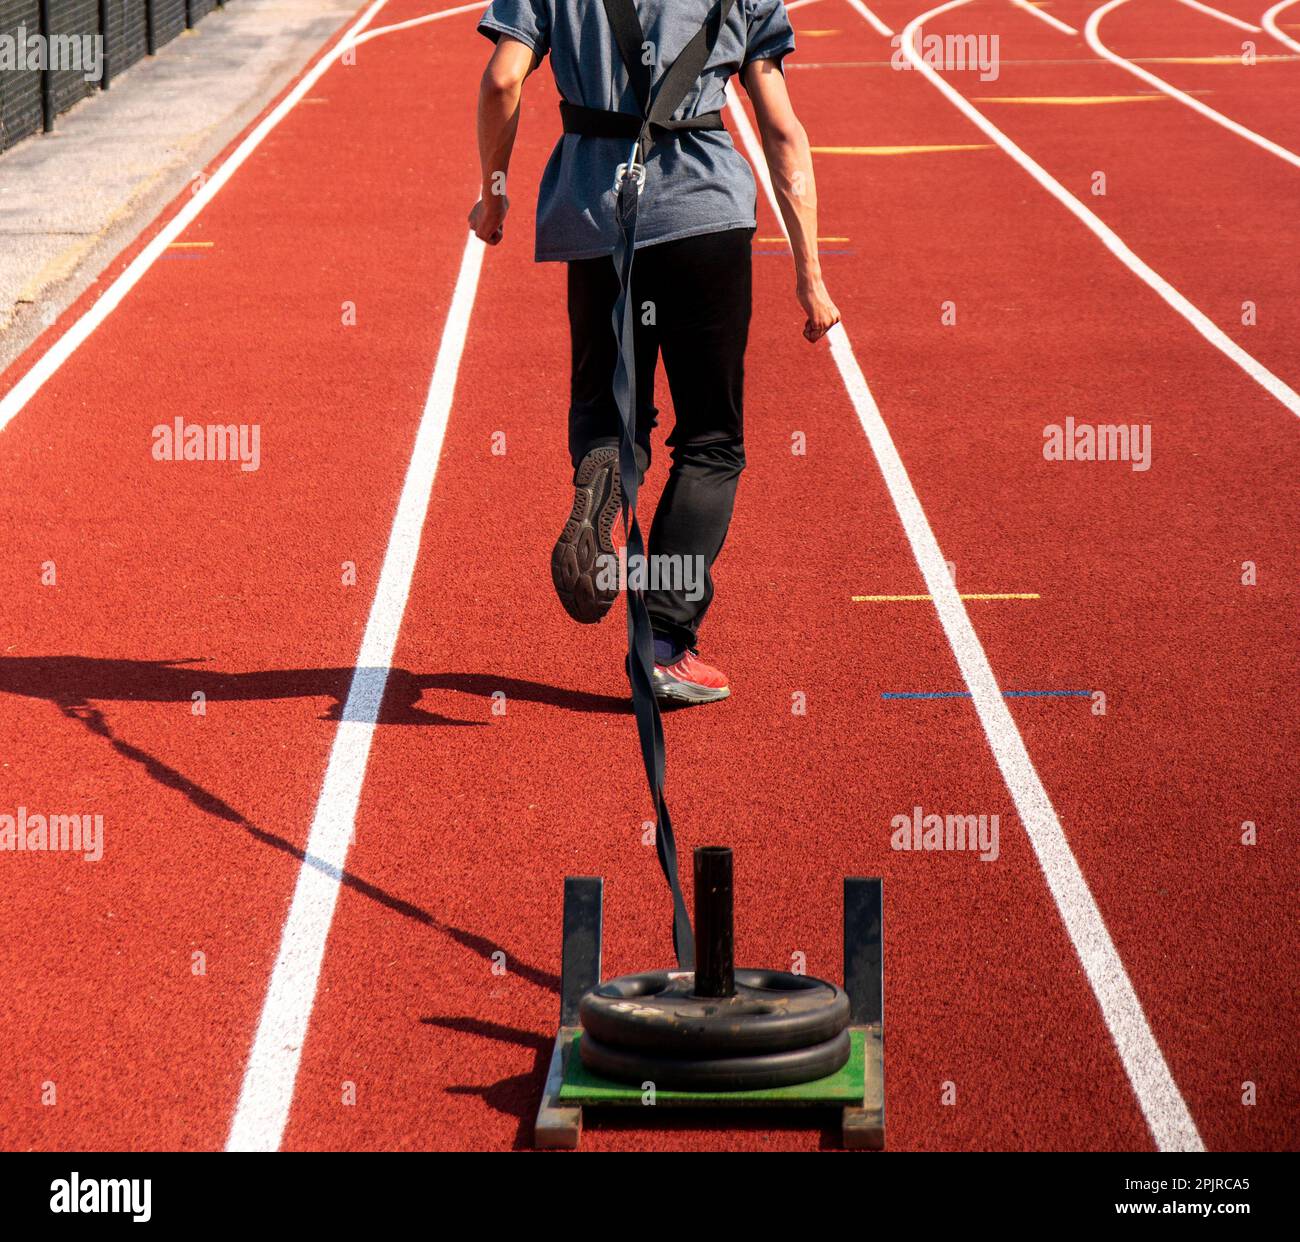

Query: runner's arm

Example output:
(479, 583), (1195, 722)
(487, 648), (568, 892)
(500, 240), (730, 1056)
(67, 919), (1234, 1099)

(470, 36), (539, 245)
(741, 57), (841, 341)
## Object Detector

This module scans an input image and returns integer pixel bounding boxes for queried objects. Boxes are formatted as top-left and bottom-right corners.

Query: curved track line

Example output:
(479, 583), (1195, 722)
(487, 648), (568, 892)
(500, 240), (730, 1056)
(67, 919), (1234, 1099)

(1084, 0), (1300, 169)
(1262, 0), (1300, 51)
(1176, 0), (1261, 30)
(856, 0), (1300, 420)
(727, 78), (1203, 1152)
(350, 1), (488, 48)
(1012, 0), (1080, 36)
(843, 0), (895, 37)
(0, 0), (398, 438)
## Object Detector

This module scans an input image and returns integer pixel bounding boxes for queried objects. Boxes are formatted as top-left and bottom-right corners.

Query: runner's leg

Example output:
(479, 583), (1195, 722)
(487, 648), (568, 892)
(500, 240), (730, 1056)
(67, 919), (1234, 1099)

(551, 253), (662, 624)
(646, 227), (753, 651)
(566, 252), (660, 479)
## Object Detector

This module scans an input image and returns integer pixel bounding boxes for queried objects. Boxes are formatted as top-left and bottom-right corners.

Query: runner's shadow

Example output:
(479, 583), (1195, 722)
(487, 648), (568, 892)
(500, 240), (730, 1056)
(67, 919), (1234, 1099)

(0, 655), (631, 723)
(55, 698), (562, 990)
(0, 656), (567, 992)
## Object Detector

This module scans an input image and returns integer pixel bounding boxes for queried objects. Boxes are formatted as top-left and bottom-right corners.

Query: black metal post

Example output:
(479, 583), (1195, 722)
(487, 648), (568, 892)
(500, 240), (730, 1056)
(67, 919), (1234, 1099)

(146, 0), (157, 55)
(38, 0), (54, 132)
(560, 877), (602, 1027)
(98, 0), (113, 89)
(693, 846), (735, 998)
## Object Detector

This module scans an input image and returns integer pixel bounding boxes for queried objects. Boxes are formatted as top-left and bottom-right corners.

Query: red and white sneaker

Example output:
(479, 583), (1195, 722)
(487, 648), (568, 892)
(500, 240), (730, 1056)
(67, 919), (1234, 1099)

(651, 648), (731, 705)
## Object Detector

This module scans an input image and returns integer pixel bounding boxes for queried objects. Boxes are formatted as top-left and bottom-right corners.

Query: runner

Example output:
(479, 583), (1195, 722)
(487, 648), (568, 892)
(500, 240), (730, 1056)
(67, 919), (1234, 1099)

(470, 0), (840, 704)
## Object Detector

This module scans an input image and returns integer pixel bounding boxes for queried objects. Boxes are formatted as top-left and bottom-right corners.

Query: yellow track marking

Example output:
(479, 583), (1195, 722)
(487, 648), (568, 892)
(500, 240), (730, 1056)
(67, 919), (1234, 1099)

(168, 241), (214, 248)
(755, 235), (850, 242)
(852, 593), (1041, 602)
(1137, 54), (1291, 63)
(975, 94), (1191, 104)
(811, 144), (992, 154)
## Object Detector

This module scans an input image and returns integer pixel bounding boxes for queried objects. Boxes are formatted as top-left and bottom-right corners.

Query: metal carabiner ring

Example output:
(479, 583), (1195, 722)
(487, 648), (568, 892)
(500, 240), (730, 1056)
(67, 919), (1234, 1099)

(613, 137), (647, 196)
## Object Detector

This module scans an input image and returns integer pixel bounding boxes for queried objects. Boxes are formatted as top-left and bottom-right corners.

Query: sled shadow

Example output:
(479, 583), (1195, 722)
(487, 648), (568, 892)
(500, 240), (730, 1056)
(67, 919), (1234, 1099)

(420, 1015), (554, 1148)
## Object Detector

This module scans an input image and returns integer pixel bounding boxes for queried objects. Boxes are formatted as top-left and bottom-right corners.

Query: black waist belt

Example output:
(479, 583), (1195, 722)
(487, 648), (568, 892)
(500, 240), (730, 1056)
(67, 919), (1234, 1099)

(559, 100), (725, 142)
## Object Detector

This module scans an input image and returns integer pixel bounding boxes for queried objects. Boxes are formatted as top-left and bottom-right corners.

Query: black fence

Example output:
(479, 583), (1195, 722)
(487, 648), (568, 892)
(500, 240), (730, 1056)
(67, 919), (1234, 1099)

(0, 0), (228, 153)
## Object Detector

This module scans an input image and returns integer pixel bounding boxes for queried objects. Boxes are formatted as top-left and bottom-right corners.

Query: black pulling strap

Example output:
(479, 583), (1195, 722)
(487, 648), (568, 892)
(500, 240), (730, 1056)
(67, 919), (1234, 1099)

(600, 0), (737, 969)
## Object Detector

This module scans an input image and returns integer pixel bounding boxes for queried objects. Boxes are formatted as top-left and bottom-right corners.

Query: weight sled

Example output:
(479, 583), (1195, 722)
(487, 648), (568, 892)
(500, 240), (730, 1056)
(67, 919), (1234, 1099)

(533, 854), (885, 1150)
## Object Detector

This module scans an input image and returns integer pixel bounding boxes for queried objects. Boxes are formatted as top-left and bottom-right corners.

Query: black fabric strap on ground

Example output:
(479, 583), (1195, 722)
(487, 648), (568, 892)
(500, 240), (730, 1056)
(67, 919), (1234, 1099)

(600, 0), (737, 968)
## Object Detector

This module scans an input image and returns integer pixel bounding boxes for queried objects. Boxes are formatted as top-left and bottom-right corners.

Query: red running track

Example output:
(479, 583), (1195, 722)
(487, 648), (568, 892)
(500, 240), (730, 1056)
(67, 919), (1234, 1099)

(782, 0), (1299, 1152)
(0, 0), (1295, 1151)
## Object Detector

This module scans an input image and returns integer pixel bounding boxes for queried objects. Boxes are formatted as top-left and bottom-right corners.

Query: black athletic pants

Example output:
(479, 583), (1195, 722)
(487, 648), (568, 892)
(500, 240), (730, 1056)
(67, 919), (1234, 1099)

(567, 226), (753, 652)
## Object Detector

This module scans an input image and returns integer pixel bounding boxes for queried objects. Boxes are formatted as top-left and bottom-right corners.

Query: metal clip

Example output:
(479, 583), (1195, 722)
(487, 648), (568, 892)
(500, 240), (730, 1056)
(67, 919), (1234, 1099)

(613, 138), (647, 196)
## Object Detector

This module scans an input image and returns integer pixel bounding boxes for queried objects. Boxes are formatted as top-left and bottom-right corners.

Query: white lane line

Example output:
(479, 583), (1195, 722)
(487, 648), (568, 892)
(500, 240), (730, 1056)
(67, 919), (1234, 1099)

(804, 4), (1207, 1152)
(223, 1), (492, 1154)
(843, 0), (895, 37)
(869, 0), (1300, 419)
(1085, 0), (1300, 168)
(1012, 0), (1080, 36)
(226, 233), (486, 1152)
(1262, 0), (1300, 51)
(1176, 0), (1261, 30)
(787, 0), (830, 12)
(0, 0), (396, 437)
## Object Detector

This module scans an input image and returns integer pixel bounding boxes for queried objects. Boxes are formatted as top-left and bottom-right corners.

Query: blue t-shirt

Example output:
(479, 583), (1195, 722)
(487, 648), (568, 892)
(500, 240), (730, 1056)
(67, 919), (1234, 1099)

(478, 0), (796, 262)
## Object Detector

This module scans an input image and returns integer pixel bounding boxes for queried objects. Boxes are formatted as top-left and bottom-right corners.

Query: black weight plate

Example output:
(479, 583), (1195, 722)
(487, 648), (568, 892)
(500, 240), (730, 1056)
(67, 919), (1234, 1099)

(579, 969), (849, 1055)
(579, 1028), (852, 1091)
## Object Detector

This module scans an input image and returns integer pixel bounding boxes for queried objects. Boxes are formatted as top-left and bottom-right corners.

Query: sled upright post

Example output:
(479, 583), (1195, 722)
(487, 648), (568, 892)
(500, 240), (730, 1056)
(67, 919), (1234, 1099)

(841, 877), (885, 1149)
(535, 877), (602, 1149)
